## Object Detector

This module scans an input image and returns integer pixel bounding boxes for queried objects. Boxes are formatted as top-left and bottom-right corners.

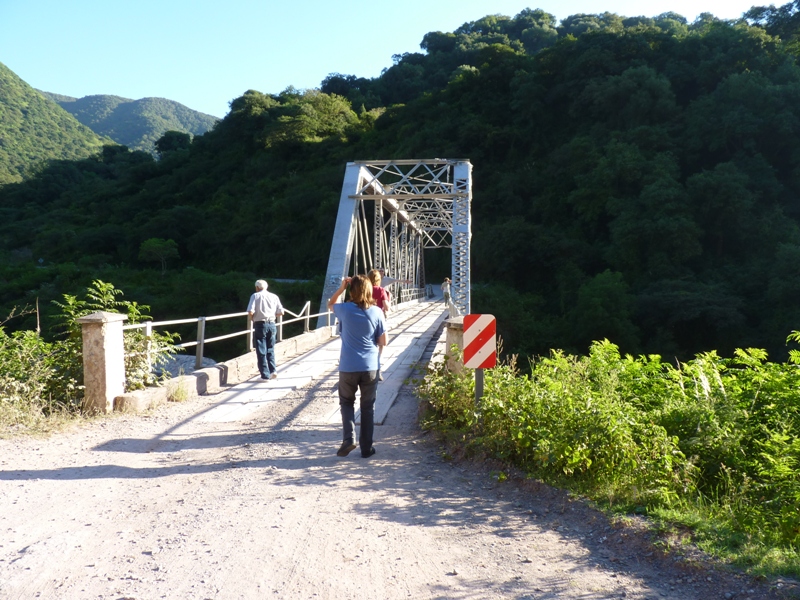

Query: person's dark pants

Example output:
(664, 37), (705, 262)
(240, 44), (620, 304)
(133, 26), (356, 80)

(338, 370), (377, 455)
(253, 321), (277, 377)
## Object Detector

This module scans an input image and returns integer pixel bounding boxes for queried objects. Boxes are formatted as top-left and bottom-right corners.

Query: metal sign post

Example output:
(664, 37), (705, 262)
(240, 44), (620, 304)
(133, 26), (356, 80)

(475, 368), (484, 403)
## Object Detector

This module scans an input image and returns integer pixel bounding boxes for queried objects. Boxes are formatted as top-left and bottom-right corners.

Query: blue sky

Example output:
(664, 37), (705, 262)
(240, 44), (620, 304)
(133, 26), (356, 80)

(0, 0), (765, 118)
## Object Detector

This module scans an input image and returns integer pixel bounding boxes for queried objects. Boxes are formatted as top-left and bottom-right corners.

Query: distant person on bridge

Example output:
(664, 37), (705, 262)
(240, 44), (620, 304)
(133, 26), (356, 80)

(368, 269), (392, 316)
(327, 275), (387, 458)
(441, 277), (451, 304)
(248, 279), (284, 380)
(368, 269), (392, 381)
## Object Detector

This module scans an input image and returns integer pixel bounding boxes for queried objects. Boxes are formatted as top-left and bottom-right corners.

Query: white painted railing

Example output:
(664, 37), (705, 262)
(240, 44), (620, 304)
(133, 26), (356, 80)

(78, 295), (438, 413)
(122, 302), (334, 370)
(398, 287), (427, 303)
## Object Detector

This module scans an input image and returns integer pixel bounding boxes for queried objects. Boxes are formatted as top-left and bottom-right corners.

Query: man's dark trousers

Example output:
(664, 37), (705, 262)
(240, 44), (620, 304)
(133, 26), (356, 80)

(253, 321), (277, 377)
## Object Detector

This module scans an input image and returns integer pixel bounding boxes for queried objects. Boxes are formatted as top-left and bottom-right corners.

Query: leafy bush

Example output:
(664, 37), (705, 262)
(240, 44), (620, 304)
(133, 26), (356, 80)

(417, 336), (800, 573)
(0, 328), (61, 429)
(53, 279), (179, 393)
(0, 280), (178, 428)
(418, 345), (476, 432)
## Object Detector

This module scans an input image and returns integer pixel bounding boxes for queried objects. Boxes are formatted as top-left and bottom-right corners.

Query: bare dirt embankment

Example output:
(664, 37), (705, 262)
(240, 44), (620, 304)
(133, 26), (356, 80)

(0, 367), (796, 600)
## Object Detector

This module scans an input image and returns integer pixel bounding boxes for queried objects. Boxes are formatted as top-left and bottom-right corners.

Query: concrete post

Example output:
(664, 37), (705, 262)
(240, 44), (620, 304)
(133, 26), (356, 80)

(77, 311), (128, 414)
(444, 316), (464, 374)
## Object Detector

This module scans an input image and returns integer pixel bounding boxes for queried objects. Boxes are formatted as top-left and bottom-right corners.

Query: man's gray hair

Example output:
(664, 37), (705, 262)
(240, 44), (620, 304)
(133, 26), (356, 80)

(255, 279), (268, 291)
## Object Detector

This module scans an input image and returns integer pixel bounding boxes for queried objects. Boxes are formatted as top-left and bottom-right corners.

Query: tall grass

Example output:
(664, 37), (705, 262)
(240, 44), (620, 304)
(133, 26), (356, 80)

(0, 327), (72, 431)
(418, 339), (800, 577)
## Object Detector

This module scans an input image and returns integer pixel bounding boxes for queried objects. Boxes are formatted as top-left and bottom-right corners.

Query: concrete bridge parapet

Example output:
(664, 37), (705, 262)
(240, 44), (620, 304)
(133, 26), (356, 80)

(444, 316), (464, 374)
(77, 311), (128, 414)
(113, 325), (337, 413)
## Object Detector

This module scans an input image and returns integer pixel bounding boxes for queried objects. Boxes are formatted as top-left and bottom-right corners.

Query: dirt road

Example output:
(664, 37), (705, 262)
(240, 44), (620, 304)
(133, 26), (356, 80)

(0, 366), (791, 599)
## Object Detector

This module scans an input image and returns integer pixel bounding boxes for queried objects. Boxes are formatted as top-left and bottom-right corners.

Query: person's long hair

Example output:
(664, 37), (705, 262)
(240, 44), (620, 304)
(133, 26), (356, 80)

(367, 269), (382, 286)
(349, 274), (375, 310)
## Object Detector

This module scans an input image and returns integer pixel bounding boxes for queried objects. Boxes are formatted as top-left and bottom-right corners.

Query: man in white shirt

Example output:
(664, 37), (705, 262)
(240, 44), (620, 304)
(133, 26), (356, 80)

(441, 277), (451, 304)
(247, 280), (284, 380)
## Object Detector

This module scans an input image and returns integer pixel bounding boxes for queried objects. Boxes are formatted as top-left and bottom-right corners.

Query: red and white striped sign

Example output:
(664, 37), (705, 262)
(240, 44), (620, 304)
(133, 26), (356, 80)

(463, 314), (496, 369)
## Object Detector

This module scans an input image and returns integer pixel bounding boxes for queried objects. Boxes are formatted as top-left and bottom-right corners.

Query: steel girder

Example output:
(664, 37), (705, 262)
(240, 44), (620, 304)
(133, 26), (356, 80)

(319, 159), (472, 321)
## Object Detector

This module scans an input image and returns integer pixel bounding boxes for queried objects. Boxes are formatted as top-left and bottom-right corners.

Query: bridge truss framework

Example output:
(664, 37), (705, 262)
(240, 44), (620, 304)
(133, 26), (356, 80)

(319, 159), (473, 320)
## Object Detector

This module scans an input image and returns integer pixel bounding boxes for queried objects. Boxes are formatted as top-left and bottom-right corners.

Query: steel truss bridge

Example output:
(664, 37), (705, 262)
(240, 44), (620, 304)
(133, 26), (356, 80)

(319, 159), (473, 319)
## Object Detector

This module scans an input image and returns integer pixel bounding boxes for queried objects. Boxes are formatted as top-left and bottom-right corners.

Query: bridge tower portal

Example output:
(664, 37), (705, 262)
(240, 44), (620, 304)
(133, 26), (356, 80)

(319, 159), (473, 322)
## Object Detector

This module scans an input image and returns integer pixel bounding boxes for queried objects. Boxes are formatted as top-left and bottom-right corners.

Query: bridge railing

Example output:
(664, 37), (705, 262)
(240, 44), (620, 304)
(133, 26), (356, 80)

(398, 287), (428, 303)
(122, 302), (334, 371)
(78, 294), (440, 413)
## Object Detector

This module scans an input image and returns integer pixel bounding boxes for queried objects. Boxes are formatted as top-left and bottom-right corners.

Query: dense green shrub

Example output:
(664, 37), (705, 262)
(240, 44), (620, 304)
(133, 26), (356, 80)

(0, 327), (64, 428)
(52, 280), (178, 396)
(0, 280), (177, 427)
(418, 336), (800, 572)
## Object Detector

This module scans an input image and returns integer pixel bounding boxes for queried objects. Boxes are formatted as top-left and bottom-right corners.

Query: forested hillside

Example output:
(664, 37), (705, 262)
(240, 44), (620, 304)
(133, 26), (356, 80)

(39, 92), (219, 153)
(0, 61), (108, 185)
(2, 2), (800, 363)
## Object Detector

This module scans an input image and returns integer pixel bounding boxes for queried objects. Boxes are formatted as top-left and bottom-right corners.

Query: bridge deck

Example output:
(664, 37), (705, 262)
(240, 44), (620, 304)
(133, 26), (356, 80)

(193, 299), (448, 425)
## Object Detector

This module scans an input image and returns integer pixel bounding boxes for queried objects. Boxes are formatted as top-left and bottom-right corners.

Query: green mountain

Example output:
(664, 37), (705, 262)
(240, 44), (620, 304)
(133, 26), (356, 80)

(2, 3), (800, 364)
(39, 92), (219, 153)
(0, 61), (108, 185)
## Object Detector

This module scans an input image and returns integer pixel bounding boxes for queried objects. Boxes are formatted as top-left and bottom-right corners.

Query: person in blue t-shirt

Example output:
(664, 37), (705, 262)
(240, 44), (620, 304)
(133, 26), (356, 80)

(327, 275), (387, 458)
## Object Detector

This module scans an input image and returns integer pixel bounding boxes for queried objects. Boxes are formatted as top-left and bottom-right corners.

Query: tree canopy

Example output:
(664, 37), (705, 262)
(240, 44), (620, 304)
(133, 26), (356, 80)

(2, 2), (800, 363)
(0, 61), (108, 185)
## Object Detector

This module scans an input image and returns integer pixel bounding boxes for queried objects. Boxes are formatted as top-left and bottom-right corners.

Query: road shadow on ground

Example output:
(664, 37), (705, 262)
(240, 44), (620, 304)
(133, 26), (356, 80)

(0, 378), (787, 599)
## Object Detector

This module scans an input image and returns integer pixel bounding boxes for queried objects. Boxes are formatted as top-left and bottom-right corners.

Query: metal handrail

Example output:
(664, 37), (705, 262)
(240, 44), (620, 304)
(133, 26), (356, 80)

(398, 288), (427, 303)
(122, 303), (334, 370)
